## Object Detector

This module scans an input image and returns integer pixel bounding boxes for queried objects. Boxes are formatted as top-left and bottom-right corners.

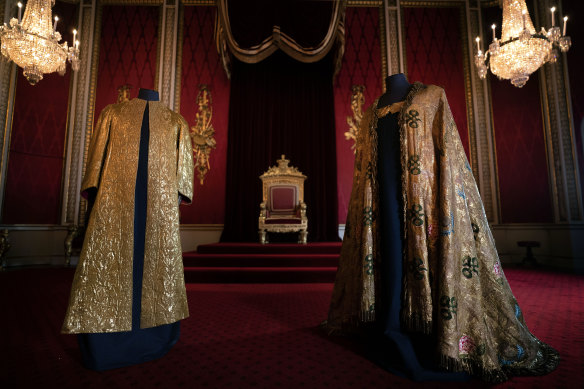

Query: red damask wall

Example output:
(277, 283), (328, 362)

(179, 6), (230, 225)
(403, 6), (470, 159)
(490, 73), (553, 223)
(93, 6), (159, 124)
(334, 6), (383, 224)
(2, 1), (78, 224)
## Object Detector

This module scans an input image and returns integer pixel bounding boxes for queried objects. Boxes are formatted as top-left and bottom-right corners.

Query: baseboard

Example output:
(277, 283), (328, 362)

(2, 223), (583, 272)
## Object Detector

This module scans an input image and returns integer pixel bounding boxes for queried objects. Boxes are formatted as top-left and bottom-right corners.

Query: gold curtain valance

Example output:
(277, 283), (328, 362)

(215, 0), (346, 77)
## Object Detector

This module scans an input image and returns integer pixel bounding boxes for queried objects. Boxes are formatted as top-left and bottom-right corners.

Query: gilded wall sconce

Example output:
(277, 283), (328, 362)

(345, 85), (365, 154)
(190, 85), (216, 185)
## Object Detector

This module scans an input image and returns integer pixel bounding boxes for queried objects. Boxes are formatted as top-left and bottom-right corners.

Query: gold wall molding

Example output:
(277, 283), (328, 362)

(348, 1), (383, 7)
(99, 0), (163, 5)
(181, 0), (216, 5)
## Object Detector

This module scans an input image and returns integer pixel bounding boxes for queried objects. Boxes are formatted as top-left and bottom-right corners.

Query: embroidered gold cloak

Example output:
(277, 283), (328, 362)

(325, 84), (559, 382)
(62, 99), (194, 334)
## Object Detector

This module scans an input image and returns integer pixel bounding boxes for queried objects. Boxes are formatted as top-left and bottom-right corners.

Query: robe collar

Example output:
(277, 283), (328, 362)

(138, 88), (159, 101)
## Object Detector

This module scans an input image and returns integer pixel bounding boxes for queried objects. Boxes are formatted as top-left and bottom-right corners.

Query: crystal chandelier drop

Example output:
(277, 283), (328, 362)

(475, 0), (571, 88)
(0, 0), (80, 85)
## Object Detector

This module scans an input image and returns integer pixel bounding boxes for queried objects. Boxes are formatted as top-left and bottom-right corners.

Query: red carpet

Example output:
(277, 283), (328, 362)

(0, 266), (582, 388)
(183, 243), (341, 283)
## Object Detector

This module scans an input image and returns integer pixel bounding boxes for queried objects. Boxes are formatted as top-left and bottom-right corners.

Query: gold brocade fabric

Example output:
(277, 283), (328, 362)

(62, 99), (194, 334)
(325, 84), (559, 382)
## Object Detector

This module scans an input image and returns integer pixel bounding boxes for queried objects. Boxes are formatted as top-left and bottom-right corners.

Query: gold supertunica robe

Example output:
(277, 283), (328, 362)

(325, 84), (559, 382)
(62, 98), (194, 334)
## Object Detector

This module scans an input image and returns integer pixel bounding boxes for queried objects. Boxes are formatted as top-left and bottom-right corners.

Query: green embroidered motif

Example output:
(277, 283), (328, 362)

(409, 257), (427, 280)
(471, 222), (479, 241)
(440, 295), (457, 320)
(405, 109), (422, 128)
(407, 155), (421, 175)
(462, 256), (479, 279)
(366, 161), (373, 180)
(408, 204), (424, 226)
(363, 206), (373, 226)
(364, 254), (374, 275)
(368, 303), (375, 313)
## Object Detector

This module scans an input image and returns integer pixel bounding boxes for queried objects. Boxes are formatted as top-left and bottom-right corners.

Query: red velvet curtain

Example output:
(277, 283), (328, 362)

(221, 51), (339, 242)
(2, 0), (78, 224)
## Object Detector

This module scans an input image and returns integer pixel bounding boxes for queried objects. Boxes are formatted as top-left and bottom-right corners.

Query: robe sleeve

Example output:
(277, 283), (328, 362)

(177, 116), (194, 204)
(80, 105), (113, 198)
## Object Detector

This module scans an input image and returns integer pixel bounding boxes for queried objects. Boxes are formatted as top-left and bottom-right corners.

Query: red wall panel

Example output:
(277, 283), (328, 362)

(93, 5), (159, 124)
(490, 72), (553, 223)
(2, 0), (78, 224)
(403, 7), (470, 159)
(333, 7), (382, 224)
(179, 6), (230, 224)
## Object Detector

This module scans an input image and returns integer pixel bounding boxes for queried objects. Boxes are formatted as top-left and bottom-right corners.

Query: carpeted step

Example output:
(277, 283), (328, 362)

(195, 242), (342, 255)
(183, 266), (338, 283)
(182, 253), (339, 267)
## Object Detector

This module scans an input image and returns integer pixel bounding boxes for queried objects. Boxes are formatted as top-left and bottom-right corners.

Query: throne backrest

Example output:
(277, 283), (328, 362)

(269, 185), (298, 214)
(260, 155), (306, 215)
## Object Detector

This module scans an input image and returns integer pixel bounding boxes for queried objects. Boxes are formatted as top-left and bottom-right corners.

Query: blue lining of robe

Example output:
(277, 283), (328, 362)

(77, 88), (180, 371)
(373, 112), (468, 382)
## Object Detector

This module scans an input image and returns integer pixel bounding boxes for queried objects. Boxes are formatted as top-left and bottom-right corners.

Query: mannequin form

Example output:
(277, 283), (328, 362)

(377, 73), (412, 108)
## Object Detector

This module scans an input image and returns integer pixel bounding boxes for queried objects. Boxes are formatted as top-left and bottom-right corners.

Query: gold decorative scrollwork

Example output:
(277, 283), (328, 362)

(117, 84), (132, 103)
(345, 85), (365, 154)
(190, 85), (216, 185)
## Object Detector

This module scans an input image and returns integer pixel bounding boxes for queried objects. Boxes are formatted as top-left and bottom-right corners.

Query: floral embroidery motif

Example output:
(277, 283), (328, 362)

(405, 109), (422, 128)
(363, 206), (373, 226)
(459, 335), (486, 358)
(462, 256), (479, 279)
(364, 254), (374, 275)
(493, 260), (502, 278)
(458, 335), (475, 356)
(440, 295), (457, 320)
(498, 345), (526, 366)
(408, 204), (424, 226)
(409, 257), (427, 280)
(456, 185), (466, 200)
(407, 155), (421, 175)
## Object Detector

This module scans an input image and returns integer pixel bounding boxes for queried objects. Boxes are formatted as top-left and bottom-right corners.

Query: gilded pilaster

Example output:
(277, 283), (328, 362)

(466, 0), (499, 222)
(157, 0), (180, 110)
(534, 0), (582, 222)
(0, 1), (18, 219)
(61, 0), (99, 226)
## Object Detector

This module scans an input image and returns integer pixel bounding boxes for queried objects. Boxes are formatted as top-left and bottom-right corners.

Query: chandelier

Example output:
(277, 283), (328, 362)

(0, 0), (80, 85)
(475, 0), (571, 87)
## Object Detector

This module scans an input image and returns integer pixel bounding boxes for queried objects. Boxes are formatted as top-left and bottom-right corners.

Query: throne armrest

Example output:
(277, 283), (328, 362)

(260, 202), (267, 219)
(299, 201), (307, 218)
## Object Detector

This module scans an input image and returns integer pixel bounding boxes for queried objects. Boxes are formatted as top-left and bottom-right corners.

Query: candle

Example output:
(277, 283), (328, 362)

(476, 37), (481, 53)
(491, 24), (496, 41)
(75, 40), (79, 50)
(551, 6), (556, 27)
(72, 29), (77, 47)
(17, 2), (22, 24)
(563, 16), (568, 36)
(53, 16), (59, 33)
(522, 10), (527, 30)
